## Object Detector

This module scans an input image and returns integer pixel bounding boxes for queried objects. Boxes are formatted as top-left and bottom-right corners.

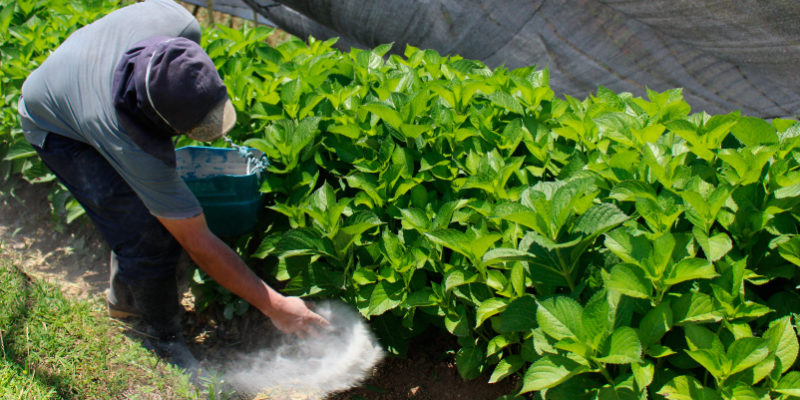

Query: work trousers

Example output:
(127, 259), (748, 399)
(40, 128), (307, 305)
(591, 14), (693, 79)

(31, 133), (182, 285)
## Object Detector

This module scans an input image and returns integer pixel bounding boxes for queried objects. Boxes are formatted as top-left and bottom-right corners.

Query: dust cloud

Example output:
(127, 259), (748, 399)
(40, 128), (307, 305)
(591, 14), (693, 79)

(221, 300), (384, 398)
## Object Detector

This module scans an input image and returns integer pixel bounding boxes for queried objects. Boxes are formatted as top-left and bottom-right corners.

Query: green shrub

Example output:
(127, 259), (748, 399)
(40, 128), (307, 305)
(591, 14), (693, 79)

(202, 26), (800, 398)
(0, 0), (125, 220)
(4, 2), (800, 397)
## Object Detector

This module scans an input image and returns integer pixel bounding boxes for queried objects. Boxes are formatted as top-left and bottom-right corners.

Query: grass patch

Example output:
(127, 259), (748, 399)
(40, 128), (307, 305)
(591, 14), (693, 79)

(0, 256), (202, 399)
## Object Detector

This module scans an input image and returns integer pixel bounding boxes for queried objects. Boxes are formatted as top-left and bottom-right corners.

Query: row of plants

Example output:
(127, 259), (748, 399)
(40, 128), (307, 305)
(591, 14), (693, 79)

(202, 24), (800, 399)
(3, 1), (800, 398)
(0, 0), (121, 220)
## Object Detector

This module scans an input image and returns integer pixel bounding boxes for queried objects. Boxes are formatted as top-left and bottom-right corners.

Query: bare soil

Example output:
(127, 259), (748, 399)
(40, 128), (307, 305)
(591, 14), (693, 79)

(0, 179), (520, 400)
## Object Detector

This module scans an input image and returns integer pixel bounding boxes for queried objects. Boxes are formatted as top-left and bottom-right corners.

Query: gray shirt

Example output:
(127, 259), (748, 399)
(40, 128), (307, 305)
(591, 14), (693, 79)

(18, 0), (204, 219)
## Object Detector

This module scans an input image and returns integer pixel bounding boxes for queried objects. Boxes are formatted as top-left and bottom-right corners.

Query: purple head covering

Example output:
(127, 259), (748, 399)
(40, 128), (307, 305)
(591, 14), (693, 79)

(112, 36), (228, 165)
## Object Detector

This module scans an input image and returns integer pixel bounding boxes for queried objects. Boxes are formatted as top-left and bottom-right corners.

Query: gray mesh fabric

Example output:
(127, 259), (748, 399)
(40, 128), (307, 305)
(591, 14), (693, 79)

(185, 0), (800, 118)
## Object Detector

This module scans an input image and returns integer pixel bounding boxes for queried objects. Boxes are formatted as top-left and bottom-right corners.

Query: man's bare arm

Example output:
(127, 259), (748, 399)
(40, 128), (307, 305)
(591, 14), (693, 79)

(157, 213), (328, 335)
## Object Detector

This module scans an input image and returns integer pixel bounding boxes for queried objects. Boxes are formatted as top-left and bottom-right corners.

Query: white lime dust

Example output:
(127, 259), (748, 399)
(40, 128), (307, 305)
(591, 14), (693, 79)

(223, 300), (384, 398)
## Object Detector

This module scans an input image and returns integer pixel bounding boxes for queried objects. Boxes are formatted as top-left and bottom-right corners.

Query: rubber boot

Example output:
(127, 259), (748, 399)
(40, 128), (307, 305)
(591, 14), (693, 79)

(127, 274), (202, 377)
(106, 251), (140, 319)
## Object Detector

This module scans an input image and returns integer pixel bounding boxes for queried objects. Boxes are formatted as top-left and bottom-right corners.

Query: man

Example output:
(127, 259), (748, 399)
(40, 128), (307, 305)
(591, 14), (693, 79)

(17, 0), (328, 373)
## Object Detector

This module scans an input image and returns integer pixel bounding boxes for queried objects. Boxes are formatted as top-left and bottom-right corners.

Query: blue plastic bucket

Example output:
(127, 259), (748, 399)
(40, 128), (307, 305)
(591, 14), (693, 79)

(176, 146), (267, 237)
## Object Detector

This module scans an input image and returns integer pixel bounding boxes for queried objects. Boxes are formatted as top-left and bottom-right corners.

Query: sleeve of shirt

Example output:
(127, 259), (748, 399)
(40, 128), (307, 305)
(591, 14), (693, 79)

(178, 18), (202, 44)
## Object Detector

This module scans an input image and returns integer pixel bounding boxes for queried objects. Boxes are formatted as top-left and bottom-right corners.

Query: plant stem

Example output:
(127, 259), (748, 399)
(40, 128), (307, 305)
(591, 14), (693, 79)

(598, 364), (615, 385)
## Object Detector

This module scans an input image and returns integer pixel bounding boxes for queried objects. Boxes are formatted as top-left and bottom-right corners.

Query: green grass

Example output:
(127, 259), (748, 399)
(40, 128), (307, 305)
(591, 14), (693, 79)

(0, 255), (203, 399)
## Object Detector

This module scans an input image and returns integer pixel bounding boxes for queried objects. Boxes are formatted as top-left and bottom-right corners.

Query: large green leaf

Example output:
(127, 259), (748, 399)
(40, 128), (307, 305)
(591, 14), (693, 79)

(455, 344), (485, 380)
(475, 297), (510, 328)
(481, 248), (536, 266)
(365, 280), (405, 317)
(692, 228), (732, 262)
(489, 355), (524, 384)
(275, 227), (336, 258)
(663, 258), (718, 287)
(604, 264), (652, 300)
(520, 355), (589, 393)
(424, 229), (473, 260)
(657, 376), (721, 400)
(638, 300), (673, 347)
(725, 337), (769, 376)
(763, 316), (799, 374)
(595, 327), (643, 364)
(731, 116), (778, 147)
(685, 349), (725, 380)
(673, 291), (723, 325)
(573, 203), (629, 236)
(775, 371), (800, 396)
(536, 296), (585, 341)
(497, 295), (538, 333)
(363, 102), (403, 128)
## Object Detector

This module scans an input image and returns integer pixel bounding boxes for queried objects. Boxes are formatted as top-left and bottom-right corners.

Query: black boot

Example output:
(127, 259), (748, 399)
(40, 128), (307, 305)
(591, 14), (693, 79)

(127, 274), (201, 376)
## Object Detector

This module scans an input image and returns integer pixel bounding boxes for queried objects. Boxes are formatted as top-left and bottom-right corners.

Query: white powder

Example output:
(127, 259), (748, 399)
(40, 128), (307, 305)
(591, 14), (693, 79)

(222, 300), (384, 398)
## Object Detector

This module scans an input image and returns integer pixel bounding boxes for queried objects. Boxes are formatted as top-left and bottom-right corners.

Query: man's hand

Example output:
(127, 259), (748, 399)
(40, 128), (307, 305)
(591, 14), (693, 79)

(267, 296), (330, 336)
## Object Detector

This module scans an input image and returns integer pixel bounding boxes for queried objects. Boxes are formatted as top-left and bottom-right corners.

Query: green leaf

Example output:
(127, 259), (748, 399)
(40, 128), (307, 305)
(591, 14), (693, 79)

(340, 211), (383, 238)
(475, 298), (510, 328)
(497, 295), (538, 333)
(3, 140), (36, 161)
(445, 305), (470, 336)
(481, 248), (535, 266)
(399, 208), (431, 232)
(492, 201), (547, 234)
(632, 361), (654, 389)
(663, 258), (718, 287)
(684, 324), (725, 353)
(276, 228), (335, 258)
(468, 232), (503, 264)
(363, 102), (403, 128)
(692, 228), (732, 262)
(581, 291), (614, 349)
(489, 91), (524, 115)
(520, 355), (589, 393)
(731, 116), (778, 147)
(686, 349), (725, 379)
(596, 327), (643, 364)
(763, 316), (799, 374)
(489, 355), (524, 384)
(657, 376), (721, 400)
(726, 337), (769, 376)
(366, 280), (404, 317)
(673, 291), (722, 324)
(444, 268), (479, 292)
(0, 3), (13, 34)
(638, 300), (673, 347)
(328, 124), (361, 139)
(536, 296), (585, 341)
(456, 345), (484, 380)
(604, 264), (652, 299)
(400, 123), (430, 140)
(425, 229), (473, 261)
(280, 78), (302, 105)
(610, 180), (658, 203)
(574, 203), (629, 236)
(775, 371), (800, 396)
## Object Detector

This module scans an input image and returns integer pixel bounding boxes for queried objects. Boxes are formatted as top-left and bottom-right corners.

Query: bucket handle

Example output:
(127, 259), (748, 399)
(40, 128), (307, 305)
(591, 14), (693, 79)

(224, 137), (269, 175)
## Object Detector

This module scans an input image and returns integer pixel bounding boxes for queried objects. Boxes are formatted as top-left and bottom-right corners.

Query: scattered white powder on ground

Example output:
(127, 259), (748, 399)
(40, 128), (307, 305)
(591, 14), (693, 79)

(222, 300), (384, 398)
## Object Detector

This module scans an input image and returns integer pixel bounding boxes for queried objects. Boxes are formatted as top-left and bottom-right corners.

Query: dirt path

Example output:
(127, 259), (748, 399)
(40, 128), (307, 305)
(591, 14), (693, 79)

(0, 179), (519, 400)
(0, 180), (109, 300)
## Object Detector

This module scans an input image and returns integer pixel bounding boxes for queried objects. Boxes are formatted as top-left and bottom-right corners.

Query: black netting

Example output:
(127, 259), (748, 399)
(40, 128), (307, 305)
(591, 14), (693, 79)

(183, 0), (800, 118)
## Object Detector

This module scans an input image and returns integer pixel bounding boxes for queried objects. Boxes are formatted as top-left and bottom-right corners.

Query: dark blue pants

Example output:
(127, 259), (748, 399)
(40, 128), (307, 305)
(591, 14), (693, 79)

(32, 133), (182, 284)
